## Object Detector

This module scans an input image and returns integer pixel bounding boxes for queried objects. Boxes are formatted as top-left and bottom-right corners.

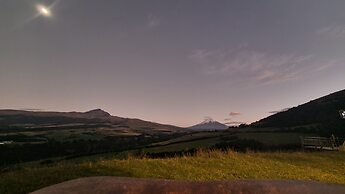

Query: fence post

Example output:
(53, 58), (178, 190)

(331, 134), (336, 150)
(300, 136), (304, 151)
(318, 137), (322, 150)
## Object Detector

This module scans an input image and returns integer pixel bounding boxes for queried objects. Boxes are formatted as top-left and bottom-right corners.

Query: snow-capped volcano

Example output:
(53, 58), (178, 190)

(188, 119), (228, 130)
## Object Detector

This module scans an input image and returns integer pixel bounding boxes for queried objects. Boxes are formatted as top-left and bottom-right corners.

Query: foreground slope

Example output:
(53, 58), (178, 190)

(1, 151), (345, 194)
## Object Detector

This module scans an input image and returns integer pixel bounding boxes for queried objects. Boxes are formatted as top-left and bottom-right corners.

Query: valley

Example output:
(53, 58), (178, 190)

(0, 90), (345, 194)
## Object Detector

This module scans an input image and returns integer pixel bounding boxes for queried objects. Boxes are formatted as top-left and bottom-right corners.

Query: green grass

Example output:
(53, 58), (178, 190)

(145, 137), (221, 153)
(0, 127), (140, 143)
(144, 132), (304, 153)
(1, 151), (345, 194)
(150, 132), (224, 146)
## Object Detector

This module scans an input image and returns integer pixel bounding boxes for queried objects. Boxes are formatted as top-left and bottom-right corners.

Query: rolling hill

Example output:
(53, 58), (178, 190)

(0, 109), (181, 133)
(252, 89), (345, 136)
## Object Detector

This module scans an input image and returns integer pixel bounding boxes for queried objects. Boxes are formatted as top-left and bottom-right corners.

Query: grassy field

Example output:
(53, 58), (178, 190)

(145, 137), (221, 153)
(236, 132), (303, 145)
(1, 151), (345, 194)
(150, 131), (223, 146)
(0, 127), (142, 143)
(144, 131), (304, 153)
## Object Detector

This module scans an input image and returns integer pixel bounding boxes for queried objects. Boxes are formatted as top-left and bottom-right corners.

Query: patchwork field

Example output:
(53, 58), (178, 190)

(143, 131), (305, 154)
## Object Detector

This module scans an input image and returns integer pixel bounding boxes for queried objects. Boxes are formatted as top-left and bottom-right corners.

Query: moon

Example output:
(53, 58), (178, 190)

(36, 4), (51, 17)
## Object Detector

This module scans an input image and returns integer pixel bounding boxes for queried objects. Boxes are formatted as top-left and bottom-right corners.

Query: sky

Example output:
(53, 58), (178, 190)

(0, 0), (345, 127)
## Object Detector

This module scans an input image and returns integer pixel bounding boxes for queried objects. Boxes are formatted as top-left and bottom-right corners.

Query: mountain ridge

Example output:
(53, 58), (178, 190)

(251, 89), (345, 135)
(0, 109), (181, 133)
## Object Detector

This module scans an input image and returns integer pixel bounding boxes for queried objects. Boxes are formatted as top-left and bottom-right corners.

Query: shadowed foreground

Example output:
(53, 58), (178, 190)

(31, 176), (345, 194)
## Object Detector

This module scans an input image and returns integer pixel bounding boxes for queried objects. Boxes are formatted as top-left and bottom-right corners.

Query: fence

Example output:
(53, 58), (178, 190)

(300, 135), (345, 151)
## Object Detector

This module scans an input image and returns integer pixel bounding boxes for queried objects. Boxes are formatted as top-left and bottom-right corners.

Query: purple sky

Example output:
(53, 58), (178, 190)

(1, 0), (344, 127)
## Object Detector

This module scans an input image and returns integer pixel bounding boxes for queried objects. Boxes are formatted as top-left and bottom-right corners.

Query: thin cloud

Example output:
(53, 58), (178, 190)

(224, 112), (241, 122)
(224, 121), (245, 125)
(268, 108), (290, 114)
(203, 116), (214, 122)
(313, 60), (337, 72)
(229, 112), (241, 117)
(317, 25), (345, 39)
(147, 14), (160, 27)
(189, 48), (338, 85)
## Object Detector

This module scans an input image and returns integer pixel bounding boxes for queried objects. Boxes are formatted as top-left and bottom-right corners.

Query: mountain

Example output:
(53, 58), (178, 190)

(189, 119), (228, 130)
(251, 89), (345, 136)
(83, 109), (111, 118)
(0, 109), (181, 133)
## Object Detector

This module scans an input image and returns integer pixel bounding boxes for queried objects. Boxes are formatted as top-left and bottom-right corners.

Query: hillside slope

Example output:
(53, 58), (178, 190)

(252, 89), (345, 135)
(1, 151), (345, 194)
(0, 109), (181, 132)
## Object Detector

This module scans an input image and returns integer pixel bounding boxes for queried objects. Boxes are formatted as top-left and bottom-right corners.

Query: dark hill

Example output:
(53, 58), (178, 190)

(0, 109), (181, 133)
(83, 109), (111, 118)
(251, 89), (345, 136)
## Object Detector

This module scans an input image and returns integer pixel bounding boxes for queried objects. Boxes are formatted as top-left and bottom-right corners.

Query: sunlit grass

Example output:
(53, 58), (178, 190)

(1, 150), (345, 194)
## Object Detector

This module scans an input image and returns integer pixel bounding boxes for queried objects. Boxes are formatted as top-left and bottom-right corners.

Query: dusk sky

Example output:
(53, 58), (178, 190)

(1, 0), (345, 127)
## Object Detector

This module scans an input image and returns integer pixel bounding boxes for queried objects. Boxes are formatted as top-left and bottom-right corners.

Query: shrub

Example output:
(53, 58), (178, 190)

(339, 142), (345, 152)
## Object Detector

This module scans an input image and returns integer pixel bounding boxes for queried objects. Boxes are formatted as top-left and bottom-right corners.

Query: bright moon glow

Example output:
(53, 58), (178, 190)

(36, 5), (51, 17)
